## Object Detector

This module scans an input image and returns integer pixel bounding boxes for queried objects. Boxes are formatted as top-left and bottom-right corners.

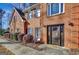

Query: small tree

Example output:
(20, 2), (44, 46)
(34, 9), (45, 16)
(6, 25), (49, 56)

(0, 9), (5, 35)
(0, 9), (5, 19)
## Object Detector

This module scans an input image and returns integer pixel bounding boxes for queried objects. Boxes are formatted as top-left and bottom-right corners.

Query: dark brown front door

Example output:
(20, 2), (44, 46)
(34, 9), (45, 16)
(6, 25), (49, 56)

(47, 24), (64, 46)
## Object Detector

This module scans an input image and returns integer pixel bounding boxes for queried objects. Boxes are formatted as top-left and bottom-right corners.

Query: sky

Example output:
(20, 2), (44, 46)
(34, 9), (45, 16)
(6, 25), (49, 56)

(0, 3), (13, 29)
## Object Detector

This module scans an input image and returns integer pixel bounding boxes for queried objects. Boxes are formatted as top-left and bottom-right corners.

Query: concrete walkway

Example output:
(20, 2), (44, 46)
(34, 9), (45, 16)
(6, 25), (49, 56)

(0, 39), (41, 55)
(0, 38), (79, 55)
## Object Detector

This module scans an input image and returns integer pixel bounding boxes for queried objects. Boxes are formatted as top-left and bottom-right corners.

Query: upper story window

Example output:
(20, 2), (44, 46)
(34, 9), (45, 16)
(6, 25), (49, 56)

(47, 3), (64, 16)
(34, 9), (40, 17)
(28, 12), (32, 19)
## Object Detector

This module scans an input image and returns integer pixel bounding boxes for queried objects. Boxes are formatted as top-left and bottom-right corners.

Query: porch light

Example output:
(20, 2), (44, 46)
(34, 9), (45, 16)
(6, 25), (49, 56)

(68, 22), (74, 26)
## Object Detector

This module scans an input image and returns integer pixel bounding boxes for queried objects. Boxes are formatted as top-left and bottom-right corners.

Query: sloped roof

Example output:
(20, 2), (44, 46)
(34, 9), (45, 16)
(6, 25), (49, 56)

(9, 7), (29, 25)
(23, 4), (40, 13)
(15, 7), (24, 17)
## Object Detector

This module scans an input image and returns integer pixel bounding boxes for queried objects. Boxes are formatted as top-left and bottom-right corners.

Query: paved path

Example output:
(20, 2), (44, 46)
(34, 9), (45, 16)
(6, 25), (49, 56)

(0, 38), (79, 55)
(0, 39), (41, 55)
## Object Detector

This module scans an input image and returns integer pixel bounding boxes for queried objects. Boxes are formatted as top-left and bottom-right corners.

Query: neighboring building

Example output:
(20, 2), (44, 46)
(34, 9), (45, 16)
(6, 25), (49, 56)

(23, 3), (79, 48)
(9, 8), (29, 34)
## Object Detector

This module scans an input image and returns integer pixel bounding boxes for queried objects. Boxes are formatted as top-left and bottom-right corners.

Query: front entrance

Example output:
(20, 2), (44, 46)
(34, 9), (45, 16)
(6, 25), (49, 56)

(47, 24), (64, 46)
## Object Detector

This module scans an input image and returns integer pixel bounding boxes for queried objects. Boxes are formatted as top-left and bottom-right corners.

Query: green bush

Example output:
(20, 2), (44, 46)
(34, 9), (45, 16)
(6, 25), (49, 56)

(10, 34), (13, 40)
(13, 34), (16, 40)
(12, 33), (18, 40)
(0, 29), (5, 36)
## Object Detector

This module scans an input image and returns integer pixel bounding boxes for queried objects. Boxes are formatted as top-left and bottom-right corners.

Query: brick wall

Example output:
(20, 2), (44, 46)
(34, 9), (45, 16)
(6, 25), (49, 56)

(24, 5), (41, 37)
(40, 3), (79, 48)
(24, 3), (79, 48)
(10, 9), (25, 34)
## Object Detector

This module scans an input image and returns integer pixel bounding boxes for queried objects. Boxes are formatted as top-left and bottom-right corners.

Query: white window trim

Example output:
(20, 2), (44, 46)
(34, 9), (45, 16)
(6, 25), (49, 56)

(59, 3), (61, 14)
(34, 9), (40, 17)
(49, 3), (51, 16)
(28, 11), (32, 19)
(47, 3), (51, 16)
(37, 9), (40, 17)
(47, 3), (65, 16)
(62, 3), (65, 13)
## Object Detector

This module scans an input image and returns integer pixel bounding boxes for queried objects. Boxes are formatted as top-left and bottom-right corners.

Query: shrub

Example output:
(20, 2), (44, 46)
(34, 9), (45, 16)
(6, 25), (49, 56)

(10, 34), (13, 39)
(22, 34), (33, 44)
(4, 33), (10, 39)
(0, 29), (5, 36)
(18, 33), (25, 42)
(12, 33), (19, 41)
(10, 33), (18, 40)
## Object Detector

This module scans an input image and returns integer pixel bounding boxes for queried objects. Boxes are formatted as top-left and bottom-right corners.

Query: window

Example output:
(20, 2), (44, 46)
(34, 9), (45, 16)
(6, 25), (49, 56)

(35, 28), (40, 39)
(47, 3), (64, 16)
(28, 12), (32, 19)
(51, 3), (59, 15)
(34, 9), (40, 17)
(52, 26), (60, 31)
(27, 28), (32, 34)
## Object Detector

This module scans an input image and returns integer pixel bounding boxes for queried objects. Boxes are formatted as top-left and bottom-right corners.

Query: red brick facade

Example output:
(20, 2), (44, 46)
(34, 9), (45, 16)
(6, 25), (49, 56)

(23, 3), (79, 48)
(9, 8), (28, 34)
(10, 3), (79, 49)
